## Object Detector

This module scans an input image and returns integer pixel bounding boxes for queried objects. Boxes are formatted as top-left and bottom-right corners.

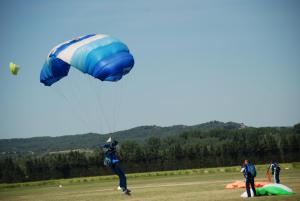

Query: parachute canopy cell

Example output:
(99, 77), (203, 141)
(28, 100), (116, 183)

(40, 34), (134, 86)
(9, 62), (20, 75)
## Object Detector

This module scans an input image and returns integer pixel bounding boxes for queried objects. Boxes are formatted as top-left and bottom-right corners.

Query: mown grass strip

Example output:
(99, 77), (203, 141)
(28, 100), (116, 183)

(0, 162), (299, 190)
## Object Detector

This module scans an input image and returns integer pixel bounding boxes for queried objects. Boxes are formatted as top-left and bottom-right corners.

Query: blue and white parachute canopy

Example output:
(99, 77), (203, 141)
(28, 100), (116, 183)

(40, 34), (134, 86)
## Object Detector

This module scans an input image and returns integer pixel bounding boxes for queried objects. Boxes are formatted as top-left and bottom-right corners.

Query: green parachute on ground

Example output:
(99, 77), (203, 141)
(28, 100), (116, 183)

(241, 183), (294, 197)
(256, 183), (294, 196)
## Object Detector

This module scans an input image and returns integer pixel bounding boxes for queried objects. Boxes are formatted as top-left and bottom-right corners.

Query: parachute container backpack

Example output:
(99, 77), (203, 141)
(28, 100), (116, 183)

(248, 163), (257, 177)
(40, 34), (134, 86)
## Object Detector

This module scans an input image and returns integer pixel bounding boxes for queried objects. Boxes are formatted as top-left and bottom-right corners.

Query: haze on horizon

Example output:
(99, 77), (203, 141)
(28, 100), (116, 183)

(0, 0), (299, 139)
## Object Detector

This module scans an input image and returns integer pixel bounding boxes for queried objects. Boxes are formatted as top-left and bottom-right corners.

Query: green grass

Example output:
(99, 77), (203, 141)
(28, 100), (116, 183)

(0, 163), (299, 201)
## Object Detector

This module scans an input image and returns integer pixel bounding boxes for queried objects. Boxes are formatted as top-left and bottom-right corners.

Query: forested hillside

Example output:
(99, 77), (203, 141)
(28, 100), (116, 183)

(0, 121), (243, 155)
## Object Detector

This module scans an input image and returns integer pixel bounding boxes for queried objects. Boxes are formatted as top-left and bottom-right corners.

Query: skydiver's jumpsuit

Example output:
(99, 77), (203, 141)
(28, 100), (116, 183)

(243, 164), (256, 197)
(102, 141), (127, 191)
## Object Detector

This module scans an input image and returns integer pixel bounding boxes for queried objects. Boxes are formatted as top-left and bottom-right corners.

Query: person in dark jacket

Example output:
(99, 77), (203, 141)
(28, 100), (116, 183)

(242, 160), (257, 197)
(269, 161), (281, 184)
(102, 137), (130, 195)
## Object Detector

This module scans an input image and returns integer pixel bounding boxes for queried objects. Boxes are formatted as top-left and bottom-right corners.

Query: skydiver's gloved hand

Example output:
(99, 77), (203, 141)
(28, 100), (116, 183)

(241, 165), (245, 173)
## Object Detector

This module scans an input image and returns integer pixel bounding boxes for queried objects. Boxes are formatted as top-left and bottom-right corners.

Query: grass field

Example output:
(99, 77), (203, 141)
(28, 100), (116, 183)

(0, 164), (299, 201)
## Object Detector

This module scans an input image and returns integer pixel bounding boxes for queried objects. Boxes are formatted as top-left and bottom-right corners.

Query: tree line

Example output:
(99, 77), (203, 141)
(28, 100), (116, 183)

(1, 125), (299, 183)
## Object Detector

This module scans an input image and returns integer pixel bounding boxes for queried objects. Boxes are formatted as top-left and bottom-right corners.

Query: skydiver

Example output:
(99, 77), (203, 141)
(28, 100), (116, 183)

(102, 137), (131, 195)
(242, 160), (257, 197)
(268, 161), (281, 183)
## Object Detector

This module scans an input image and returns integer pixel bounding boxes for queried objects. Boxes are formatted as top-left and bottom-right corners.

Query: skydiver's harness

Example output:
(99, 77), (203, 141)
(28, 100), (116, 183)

(103, 141), (120, 168)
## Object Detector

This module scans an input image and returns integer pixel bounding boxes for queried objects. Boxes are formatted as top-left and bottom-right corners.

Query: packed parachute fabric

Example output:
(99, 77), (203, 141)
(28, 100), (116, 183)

(241, 184), (294, 198)
(226, 180), (269, 189)
(40, 34), (134, 86)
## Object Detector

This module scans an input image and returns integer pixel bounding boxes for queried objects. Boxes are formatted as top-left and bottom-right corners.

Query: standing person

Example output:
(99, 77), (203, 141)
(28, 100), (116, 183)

(242, 160), (257, 197)
(102, 137), (131, 195)
(269, 161), (281, 184)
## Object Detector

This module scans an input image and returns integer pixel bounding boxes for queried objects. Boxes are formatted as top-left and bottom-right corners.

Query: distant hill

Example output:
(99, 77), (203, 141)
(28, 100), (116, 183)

(0, 121), (245, 155)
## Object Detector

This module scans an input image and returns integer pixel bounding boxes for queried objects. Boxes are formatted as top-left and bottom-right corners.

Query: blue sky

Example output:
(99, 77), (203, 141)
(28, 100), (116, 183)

(0, 0), (299, 139)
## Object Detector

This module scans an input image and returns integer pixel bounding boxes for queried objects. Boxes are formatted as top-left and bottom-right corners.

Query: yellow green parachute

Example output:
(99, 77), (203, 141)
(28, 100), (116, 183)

(9, 62), (20, 75)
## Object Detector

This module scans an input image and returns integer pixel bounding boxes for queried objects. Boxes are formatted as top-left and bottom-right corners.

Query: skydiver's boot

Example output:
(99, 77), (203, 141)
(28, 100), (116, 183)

(123, 188), (131, 195)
